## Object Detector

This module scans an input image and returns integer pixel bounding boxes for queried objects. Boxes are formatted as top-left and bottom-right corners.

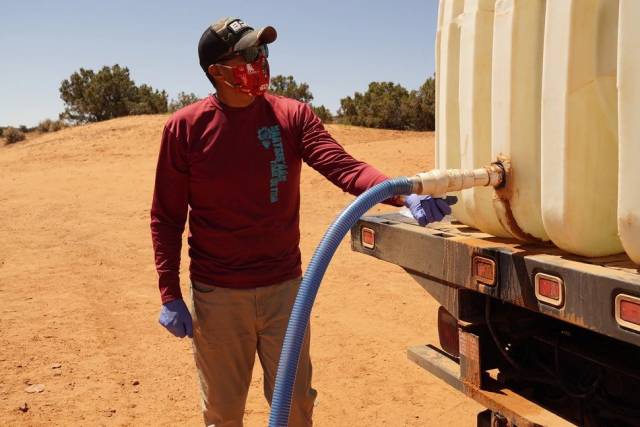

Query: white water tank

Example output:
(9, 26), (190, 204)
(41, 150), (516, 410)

(541, 0), (622, 257)
(617, 0), (640, 264)
(491, 0), (548, 242)
(435, 0), (638, 263)
(435, 0), (477, 228)
(457, 0), (511, 237)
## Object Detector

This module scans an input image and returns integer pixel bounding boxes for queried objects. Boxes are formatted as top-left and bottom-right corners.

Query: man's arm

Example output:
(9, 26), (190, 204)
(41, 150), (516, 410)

(296, 103), (457, 223)
(150, 125), (189, 304)
(296, 103), (403, 206)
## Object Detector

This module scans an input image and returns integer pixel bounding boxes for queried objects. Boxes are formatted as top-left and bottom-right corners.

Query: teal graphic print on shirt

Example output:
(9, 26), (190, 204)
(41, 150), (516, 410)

(257, 125), (288, 203)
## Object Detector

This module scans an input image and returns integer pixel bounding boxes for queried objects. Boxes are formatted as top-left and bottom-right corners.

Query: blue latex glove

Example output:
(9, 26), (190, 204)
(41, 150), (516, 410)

(158, 299), (193, 338)
(404, 194), (458, 226)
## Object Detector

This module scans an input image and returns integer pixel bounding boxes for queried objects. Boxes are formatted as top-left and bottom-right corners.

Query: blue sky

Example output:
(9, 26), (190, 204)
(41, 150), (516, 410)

(0, 0), (438, 127)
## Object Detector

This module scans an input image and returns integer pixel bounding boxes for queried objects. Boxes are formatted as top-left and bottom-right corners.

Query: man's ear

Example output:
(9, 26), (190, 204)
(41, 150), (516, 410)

(207, 64), (222, 80)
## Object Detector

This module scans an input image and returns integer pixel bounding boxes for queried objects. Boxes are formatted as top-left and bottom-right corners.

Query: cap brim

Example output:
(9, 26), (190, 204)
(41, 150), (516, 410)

(234, 26), (277, 51)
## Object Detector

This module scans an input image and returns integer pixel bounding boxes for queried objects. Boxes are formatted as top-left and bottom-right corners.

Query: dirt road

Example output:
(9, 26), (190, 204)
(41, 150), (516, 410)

(0, 115), (480, 425)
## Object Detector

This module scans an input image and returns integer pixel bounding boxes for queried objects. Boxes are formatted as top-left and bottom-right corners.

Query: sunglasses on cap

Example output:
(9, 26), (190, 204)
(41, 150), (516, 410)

(217, 44), (269, 64)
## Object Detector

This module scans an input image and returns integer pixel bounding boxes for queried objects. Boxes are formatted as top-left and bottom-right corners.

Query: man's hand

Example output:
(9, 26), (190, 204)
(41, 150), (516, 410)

(404, 194), (458, 226)
(158, 299), (193, 338)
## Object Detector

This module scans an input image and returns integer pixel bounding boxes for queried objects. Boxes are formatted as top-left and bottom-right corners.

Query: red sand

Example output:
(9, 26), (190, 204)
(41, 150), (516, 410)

(0, 115), (480, 425)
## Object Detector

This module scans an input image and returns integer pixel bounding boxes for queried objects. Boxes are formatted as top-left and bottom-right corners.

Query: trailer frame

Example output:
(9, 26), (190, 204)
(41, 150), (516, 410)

(350, 213), (640, 426)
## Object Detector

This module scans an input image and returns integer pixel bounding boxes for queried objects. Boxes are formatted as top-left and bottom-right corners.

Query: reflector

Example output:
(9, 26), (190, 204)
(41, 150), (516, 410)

(538, 277), (560, 300)
(534, 273), (564, 307)
(473, 256), (496, 286)
(615, 294), (640, 332)
(361, 227), (375, 249)
(437, 306), (460, 358)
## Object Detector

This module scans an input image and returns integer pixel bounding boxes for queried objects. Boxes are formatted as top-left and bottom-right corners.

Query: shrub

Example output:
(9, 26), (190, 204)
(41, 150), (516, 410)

(128, 84), (169, 115)
(269, 75), (314, 103)
(410, 76), (436, 131)
(50, 120), (65, 132)
(337, 82), (412, 130)
(169, 92), (200, 112)
(336, 76), (436, 131)
(4, 127), (26, 144)
(37, 119), (67, 133)
(312, 105), (333, 123)
(38, 119), (54, 132)
(59, 64), (168, 124)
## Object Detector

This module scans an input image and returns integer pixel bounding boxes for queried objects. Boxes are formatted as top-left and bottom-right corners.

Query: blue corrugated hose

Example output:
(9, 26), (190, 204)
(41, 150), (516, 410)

(268, 177), (414, 427)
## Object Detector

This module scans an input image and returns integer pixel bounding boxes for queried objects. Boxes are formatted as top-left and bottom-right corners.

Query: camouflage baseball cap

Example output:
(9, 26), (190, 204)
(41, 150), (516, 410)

(198, 17), (277, 72)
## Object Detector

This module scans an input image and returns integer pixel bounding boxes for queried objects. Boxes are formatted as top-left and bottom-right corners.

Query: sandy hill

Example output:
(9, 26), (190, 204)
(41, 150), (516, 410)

(0, 115), (479, 425)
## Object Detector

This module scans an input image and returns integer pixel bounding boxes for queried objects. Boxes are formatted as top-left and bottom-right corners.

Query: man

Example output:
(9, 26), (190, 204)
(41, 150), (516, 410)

(150, 17), (453, 427)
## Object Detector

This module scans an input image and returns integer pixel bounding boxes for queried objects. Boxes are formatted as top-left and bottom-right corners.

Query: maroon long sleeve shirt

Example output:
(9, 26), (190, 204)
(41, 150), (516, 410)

(150, 93), (401, 304)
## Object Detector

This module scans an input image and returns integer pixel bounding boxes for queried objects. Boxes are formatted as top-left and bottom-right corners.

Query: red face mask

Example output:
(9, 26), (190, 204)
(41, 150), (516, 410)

(218, 55), (270, 97)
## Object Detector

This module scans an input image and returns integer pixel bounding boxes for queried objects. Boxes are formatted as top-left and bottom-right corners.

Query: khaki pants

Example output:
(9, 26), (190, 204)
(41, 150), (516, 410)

(190, 277), (317, 427)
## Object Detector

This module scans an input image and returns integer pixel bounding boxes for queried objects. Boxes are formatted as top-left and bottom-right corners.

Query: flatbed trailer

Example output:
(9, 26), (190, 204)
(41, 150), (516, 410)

(351, 213), (640, 427)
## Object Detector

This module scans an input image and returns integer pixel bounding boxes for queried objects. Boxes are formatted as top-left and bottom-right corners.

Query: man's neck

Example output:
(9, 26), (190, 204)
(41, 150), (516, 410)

(215, 88), (256, 108)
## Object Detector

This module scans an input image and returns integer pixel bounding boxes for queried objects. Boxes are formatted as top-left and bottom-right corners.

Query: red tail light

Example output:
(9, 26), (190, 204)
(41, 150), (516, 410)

(437, 306), (460, 358)
(361, 227), (375, 249)
(535, 273), (564, 307)
(473, 256), (496, 286)
(615, 294), (640, 332)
